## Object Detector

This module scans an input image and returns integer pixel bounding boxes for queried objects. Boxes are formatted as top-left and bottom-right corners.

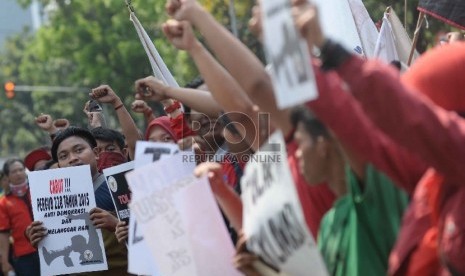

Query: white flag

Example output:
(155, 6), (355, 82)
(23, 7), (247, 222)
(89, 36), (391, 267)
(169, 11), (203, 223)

(374, 14), (399, 64)
(347, 0), (379, 58)
(386, 8), (419, 65)
(130, 12), (179, 87)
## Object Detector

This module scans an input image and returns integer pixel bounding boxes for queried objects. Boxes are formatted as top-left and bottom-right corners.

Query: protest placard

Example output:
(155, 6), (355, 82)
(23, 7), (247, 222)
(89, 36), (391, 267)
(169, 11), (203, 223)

(261, 0), (318, 109)
(127, 141), (182, 275)
(102, 161), (134, 225)
(241, 131), (328, 275)
(28, 165), (108, 276)
(127, 154), (239, 276)
(134, 141), (180, 169)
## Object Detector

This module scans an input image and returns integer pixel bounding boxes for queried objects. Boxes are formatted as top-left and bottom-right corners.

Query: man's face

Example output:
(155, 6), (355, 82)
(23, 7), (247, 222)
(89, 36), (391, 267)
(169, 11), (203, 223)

(189, 110), (225, 153)
(7, 161), (27, 185)
(95, 140), (127, 156)
(294, 122), (326, 185)
(56, 136), (98, 176)
(189, 110), (217, 137)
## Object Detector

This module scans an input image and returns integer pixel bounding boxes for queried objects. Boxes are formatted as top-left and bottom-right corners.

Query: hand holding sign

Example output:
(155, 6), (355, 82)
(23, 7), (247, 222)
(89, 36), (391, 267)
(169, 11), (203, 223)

(291, 1), (325, 49)
(26, 221), (48, 248)
(233, 232), (261, 276)
(115, 221), (128, 244)
(89, 207), (118, 232)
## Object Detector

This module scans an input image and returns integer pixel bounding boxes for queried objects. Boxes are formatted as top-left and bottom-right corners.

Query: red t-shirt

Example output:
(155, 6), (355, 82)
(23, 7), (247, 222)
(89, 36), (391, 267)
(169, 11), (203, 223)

(220, 155), (246, 190)
(0, 191), (36, 257)
(286, 141), (336, 238)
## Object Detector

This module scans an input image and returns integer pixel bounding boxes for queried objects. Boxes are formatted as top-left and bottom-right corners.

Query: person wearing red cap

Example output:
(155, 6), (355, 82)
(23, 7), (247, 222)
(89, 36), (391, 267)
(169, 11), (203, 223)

(24, 147), (52, 172)
(295, 2), (465, 274)
(0, 158), (40, 276)
(144, 116), (177, 143)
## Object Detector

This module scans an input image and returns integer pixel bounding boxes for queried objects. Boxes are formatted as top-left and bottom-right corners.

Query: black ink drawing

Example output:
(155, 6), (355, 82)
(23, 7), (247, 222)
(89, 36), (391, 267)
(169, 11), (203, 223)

(42, 212), (104, 267)
(270, 21), (309, 87)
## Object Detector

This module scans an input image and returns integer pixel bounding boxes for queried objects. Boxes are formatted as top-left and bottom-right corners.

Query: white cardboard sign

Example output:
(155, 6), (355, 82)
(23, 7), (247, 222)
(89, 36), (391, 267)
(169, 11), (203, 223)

(241, 131), (328, 275)
(261, 0), (318, 109)
(127, 154), (239, 276)
(127, 141), (180, 275)
(28, 165), (108, 276)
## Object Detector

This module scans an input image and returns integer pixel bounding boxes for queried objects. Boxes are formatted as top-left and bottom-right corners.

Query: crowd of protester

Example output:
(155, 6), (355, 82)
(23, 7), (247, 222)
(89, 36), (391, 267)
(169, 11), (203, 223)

(0, 0), (464, 275)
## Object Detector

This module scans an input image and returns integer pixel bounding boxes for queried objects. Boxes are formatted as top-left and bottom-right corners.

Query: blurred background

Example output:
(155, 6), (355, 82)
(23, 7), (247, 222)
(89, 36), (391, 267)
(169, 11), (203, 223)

(0, 0), (459, 160)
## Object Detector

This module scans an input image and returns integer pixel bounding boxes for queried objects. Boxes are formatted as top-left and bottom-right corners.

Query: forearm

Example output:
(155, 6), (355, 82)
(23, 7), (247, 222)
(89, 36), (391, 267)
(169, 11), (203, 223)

(336, 55), (465, 182)
(0, 233), (10, 263)
(188, 42), (260, 150)
(163, 86), (222, 118)
(190, 7), (292, 134)
(113, 99), (141, 160)
(214, 186), (243, 232)
(143, 107), (156, 123)
(308, 68), (427, 193)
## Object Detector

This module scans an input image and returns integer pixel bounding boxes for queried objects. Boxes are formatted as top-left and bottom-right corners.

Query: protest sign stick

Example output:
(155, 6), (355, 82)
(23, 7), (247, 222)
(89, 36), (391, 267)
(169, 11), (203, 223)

(408, 12), (425, 66)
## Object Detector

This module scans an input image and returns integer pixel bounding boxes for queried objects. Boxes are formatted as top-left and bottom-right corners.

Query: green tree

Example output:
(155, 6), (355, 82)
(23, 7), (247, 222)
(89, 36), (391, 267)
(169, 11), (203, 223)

(0, 0), (256, 157)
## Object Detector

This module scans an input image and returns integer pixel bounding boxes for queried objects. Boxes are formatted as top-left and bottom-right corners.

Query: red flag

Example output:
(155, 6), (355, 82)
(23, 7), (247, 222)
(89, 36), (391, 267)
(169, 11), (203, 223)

(418, 0), (465, 30)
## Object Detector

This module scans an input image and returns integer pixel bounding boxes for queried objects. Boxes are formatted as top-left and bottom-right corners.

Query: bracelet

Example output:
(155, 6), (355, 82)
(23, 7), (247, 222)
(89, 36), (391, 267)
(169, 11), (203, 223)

(164, 101), (181, 114)
(114, 103), (124, 111)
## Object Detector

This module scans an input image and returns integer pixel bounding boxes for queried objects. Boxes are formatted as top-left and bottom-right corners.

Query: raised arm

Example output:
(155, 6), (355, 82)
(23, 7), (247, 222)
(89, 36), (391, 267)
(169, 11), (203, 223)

(291, 2), (427, 192)
(166, 0), (293, 135)
(295, 2), (465, 184)
(194, 162), (243, 231)
(134, 76), (222, 118)
(162, 20), (262, 151)
(90, 85), (142, 160)
(131, 99), (156, 123)
(337, 55), (465, 184)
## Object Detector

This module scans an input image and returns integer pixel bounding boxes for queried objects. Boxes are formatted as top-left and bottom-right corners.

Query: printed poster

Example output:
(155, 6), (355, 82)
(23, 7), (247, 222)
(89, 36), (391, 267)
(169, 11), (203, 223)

(103, 161), (134, 225)
(28, 165), (108, 276)
(261, 0), (318, 109)
(241, 131), (328, 275)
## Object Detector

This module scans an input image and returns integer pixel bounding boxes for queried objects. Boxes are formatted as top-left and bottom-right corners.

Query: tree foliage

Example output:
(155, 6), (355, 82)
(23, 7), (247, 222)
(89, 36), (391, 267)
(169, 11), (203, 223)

(0, 0), (458, 157)
(0, 0), (255, 157)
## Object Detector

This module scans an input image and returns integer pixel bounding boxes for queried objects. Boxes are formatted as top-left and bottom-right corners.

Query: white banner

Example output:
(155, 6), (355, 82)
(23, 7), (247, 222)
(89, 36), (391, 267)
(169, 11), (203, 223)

(347, 0), (379, 58)
(130, 11), (179, 87)
(241, 131), (327, 275)
(374, 14), (400, 64)
(261, 0), (318, 109)
(314, 0), (365, 56)
(28, 165), (108, 276)
(127, 154), (239, 276)
(127, 141), (181, 275)
(386, 7), (418, 65)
